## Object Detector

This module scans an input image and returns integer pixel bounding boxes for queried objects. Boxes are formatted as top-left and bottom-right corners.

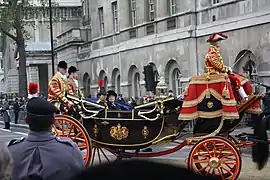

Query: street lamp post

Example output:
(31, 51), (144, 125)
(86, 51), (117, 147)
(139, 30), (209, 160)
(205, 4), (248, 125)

(49, 0), (55, 75)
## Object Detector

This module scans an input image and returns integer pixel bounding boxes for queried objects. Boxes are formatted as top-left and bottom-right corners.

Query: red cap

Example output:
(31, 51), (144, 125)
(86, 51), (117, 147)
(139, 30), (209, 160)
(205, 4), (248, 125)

(28, 82), (38, 95)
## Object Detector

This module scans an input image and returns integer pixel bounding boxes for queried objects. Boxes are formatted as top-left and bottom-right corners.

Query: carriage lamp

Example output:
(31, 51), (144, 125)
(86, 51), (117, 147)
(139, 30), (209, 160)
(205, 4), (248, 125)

(155, 77), (168, 99)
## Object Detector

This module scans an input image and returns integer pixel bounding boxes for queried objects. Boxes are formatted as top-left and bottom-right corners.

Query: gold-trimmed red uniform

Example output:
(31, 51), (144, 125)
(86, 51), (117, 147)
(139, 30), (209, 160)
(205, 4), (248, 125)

(205, 45), (241, 91)
(205, 45), (228, 75)
(48, 72), (68, 110)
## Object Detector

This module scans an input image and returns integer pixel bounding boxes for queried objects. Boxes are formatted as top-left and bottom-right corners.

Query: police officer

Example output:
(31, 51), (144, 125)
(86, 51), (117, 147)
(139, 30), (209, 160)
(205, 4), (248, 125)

(8, 97), (85, 180)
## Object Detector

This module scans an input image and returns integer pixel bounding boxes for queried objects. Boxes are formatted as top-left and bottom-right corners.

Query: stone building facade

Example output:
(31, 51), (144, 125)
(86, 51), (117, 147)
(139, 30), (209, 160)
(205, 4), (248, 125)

(55, 0), (270, 99)
(1, 0), (82, 95)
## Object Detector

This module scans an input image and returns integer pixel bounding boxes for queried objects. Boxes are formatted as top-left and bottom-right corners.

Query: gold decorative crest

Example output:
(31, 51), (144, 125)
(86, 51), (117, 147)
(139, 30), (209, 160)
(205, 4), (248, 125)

(93, 124), (99, 137)
(207, 101), (214, 108)
(142, 126), (149, 139)
(110, 124), (129, 140)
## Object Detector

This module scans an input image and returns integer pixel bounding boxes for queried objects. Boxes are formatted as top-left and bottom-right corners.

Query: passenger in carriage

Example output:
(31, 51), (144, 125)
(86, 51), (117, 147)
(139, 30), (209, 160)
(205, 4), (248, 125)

(106, 90), (121, 110)
(205, 32), (248, 101)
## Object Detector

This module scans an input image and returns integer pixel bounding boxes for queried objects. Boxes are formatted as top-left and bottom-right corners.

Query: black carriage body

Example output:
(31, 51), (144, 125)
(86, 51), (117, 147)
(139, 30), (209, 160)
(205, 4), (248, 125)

(83, 115), (164, 149)
(80, 97), (182, 149)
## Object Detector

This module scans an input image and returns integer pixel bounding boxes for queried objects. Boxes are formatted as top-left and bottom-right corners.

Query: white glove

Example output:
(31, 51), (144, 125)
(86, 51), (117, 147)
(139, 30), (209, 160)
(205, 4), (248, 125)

(227, 66), (232, 73)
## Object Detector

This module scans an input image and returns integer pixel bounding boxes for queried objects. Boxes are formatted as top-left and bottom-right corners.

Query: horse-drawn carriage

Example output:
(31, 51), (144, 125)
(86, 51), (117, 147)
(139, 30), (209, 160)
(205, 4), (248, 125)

(52, 71), (269, 180)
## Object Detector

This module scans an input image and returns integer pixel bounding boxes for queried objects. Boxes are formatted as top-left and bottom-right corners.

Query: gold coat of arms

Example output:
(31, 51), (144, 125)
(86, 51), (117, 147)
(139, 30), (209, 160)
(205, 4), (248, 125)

(110, 123), (129, 140)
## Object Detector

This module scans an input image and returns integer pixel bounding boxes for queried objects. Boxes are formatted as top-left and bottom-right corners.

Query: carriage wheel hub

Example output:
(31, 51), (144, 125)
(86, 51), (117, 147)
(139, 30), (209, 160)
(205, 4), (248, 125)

(209, 157), (219, 168)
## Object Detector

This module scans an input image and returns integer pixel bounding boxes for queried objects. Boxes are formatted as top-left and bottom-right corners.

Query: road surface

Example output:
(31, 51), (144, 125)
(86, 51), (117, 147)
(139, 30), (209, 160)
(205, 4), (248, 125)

(0, 124), (269, 179)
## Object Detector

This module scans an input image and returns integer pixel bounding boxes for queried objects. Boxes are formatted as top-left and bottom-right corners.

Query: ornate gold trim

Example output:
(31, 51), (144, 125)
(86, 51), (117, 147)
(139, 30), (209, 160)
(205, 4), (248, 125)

(105, 108), (107, 119)
(142, 126), (149, 139)
(207, 101), (214, 108)
(110, 124), (129, 140)
(132, 110), (134, 120)
(93, 124), (99, 137)
(186, 119), (225, 142)
(182, 88), (237, 108)
(152, 132), (180, 145)
(189, 73), (229, 85)
(178, 110), (239, 121)
(240, 79), (249, 85)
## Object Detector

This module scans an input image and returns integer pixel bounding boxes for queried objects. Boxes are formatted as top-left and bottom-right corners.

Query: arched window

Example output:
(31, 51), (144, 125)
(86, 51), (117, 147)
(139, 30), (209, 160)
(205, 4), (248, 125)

(133, 73), (140, 98)
(243, 59), (259, 93)
(116, 75), (121, 95)
(83, 73), (91, 97)
(104, 76), (108, 90)
(112, 68), (121, 95)
(154, 70), (159, 82)
(172, 69), (181, 96)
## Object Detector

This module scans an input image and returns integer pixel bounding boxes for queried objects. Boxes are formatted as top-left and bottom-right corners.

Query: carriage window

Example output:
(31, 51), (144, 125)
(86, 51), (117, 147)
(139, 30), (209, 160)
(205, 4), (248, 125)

(243, 59), (259, 94)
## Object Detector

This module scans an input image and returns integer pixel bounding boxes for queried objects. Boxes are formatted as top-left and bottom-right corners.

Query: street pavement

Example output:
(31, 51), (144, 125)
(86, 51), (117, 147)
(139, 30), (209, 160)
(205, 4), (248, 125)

(0, 122), (269, 179)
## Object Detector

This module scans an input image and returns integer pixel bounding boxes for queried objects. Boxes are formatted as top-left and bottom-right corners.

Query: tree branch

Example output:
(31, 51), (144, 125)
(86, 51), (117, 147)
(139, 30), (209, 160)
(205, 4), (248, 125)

(1, 28), (17, 41)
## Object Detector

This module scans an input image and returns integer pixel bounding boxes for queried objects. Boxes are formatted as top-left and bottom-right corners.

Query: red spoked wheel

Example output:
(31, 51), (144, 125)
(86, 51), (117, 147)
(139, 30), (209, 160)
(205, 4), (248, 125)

(188, 136), (242, 180)
(52, 115), (92, 167)
(90, 143), (119, 166)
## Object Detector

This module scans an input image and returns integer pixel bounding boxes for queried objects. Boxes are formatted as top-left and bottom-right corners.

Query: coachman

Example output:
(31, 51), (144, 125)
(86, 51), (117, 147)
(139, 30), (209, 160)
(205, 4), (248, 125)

(67, 66), (83, 99)
(48, 61), (73, 112)
(205, 32), (249, 101)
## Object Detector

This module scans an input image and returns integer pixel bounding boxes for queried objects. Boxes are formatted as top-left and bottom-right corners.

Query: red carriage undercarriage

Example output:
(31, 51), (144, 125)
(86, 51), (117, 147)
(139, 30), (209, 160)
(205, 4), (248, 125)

(52, 73), (269, 180)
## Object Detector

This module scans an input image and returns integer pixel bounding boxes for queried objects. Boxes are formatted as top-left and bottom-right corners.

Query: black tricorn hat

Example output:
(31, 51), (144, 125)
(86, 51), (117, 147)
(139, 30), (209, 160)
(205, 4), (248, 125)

(107, 90), (117, 98)
(68, 66), (79, 74)
(57, 61), (68, 69)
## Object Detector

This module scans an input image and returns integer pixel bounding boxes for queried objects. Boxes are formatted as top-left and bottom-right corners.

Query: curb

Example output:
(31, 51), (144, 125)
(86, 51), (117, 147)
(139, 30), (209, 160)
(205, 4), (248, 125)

(0, 121), (28, 129)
